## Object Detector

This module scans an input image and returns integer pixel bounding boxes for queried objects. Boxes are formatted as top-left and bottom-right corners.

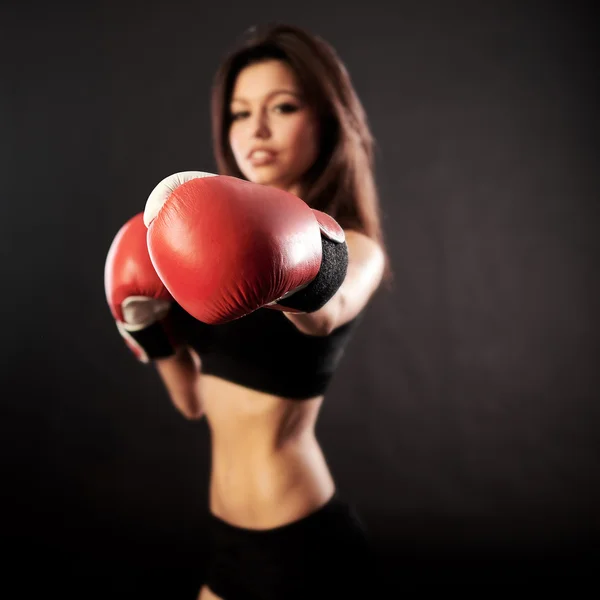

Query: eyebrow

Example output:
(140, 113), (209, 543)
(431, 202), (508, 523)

(230, 89), (302, 104)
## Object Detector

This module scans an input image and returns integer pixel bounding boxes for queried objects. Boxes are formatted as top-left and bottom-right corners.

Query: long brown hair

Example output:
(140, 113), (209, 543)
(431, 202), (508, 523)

(211, 23), (391, 281)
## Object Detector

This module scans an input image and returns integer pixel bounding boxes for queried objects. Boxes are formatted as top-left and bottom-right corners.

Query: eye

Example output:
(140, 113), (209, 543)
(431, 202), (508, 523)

(273, 103), (299, 115)
(230, 110), (250, 121)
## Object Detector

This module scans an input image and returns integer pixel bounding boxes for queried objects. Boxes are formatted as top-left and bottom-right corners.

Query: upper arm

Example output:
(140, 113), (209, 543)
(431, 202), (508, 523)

(155, 347), (204, 420)
(333, 229), (385, 326)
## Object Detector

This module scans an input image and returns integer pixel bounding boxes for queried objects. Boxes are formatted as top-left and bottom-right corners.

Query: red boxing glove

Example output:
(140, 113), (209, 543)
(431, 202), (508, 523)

(143, 172), (347, 325)
(104, 212), (178, 362)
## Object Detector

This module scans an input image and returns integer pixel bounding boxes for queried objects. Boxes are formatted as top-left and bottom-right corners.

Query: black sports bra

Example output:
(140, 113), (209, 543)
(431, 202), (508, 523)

(177, 306), (363, 400)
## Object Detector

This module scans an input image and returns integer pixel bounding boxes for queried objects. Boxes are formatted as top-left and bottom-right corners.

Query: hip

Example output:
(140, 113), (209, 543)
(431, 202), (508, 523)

(205, 491), (372, 600)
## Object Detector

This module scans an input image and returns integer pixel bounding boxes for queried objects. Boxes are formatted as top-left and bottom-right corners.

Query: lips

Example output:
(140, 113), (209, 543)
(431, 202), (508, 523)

(247, 148), (278, 166)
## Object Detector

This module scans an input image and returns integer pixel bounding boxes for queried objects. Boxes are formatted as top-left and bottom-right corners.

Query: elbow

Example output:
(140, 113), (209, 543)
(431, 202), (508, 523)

(283, 299), (340, 336)
(317, 294), (347, 336)
(171, 391), (204, 420)
(178, 405), (205, 421)
(308, 296), (345, 336)
(305, 310), (337, 337)
(314, 316), (335, 337)
(182, 408), (205, 421)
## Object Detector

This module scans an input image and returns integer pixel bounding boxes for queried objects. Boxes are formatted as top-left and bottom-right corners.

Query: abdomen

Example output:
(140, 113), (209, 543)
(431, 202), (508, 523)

(200, 375), (335, 528)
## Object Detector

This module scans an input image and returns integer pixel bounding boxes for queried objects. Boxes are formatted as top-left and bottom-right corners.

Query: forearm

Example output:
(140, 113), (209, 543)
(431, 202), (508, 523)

(284, 231), (384, 336)
(282, 296), (342, 336)
(155, 347), (204, 419)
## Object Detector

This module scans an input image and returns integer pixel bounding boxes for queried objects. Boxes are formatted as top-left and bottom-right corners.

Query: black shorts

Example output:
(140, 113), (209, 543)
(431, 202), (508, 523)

(204, 492), (374, 599)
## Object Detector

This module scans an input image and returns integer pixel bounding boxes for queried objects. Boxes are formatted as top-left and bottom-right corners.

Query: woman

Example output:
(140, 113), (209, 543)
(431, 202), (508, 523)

(105, 23), (390, 600)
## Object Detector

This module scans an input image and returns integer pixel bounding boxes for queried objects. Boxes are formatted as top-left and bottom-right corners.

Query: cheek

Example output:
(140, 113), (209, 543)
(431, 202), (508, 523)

(228, 125), (244, 158)
(229, 121), (257, 162)
(284, 116), (319, 165)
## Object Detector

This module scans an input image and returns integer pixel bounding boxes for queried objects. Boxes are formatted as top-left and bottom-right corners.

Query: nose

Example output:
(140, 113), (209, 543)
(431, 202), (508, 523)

(252, 109), (271, 140)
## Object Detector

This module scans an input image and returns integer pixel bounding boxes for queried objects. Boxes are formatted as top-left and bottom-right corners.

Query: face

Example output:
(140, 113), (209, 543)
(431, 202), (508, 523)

(228, 59), (320, 196)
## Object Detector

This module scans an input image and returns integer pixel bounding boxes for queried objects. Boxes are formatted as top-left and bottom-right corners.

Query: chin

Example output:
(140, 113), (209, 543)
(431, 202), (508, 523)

(247, 169), (290, 190)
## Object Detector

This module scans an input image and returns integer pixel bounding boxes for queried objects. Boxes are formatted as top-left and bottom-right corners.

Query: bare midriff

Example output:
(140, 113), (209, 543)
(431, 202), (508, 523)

(199, 373), (335, 530)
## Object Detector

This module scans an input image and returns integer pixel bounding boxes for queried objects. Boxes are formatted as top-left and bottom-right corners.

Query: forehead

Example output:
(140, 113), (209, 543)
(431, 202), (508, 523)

(231, 59), (299, 102)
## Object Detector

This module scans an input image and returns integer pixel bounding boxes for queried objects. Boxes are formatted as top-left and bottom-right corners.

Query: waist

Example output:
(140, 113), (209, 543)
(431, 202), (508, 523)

(208, 427), (335, 529)
(200, 373), (323, 431)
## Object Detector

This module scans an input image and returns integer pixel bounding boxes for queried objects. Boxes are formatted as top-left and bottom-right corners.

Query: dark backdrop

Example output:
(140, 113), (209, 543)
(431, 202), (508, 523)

(2, 0), (598, 595)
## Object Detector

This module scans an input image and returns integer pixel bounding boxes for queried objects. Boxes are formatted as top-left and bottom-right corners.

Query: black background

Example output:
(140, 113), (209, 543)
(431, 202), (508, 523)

(2, 0), (598, 595)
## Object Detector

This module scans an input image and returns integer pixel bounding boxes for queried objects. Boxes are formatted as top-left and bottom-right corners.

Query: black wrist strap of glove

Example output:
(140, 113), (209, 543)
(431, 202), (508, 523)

(128, 321), (176, 360)
(276, 237), (348, 313)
